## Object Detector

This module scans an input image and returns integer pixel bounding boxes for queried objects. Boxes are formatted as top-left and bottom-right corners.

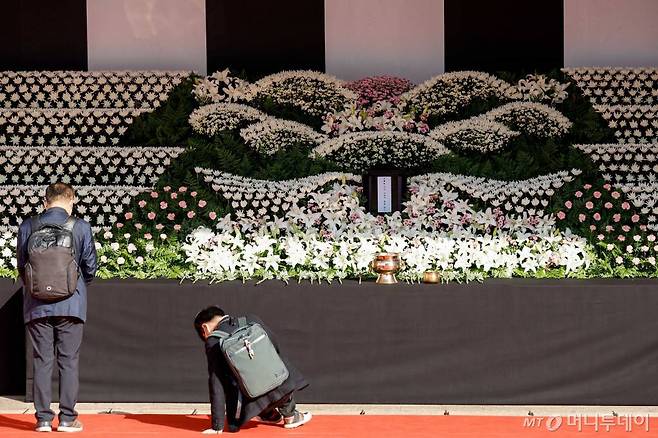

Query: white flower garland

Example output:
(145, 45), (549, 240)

(0, 185), (152, 231)
(410, 169), (582, 217)
(0, 70), (189, 109)
(195, 167), (360, 222)
(400, 71), (518, 117)
(311, 131), (450, 171)
(429, 118), (519, 153)
(239, 118), (327, 155)
(563, 67), (658, 106)
(593, 105), (657, 144)
(482, 102), (572, 137)
(250, 70), (357, 116)
(0, 146), (183, 186)
(0, 108), (146, 146)
(188, 103), (268, 136)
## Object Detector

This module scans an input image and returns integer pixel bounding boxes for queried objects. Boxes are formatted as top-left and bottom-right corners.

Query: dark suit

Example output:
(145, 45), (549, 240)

(16, 206), (97, 423)
(205, 315), (309, 432)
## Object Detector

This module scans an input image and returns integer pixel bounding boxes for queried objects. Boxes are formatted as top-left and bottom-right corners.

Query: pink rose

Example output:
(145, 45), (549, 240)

(170, 192), (178, 199)
(155, 224), (164, 230)
(198, 200), (207, 208)
(575, 191), (583, 198)
(124, 212), (133, 220)
(187, 211), (196, 219)
(622, 225), (631, 232)
(135, 223), (143, 230)
(585, 201), (594, 209)
(167, 213), (175, 220)
(138, 200), (147, 208)
(589, 225), (596, 231)
(604, 202), (613, 209)
(116, 223), (123, 228)
(597, 234), (604, 240)
(603, 184), (611, 190)
(611, 191), (620, 199)
(178, 186), (187, 192)
(190, 191), (197, 198)
(163, 186), (171, 192)
(147, 212), (156, 220)
(593, 191), (601, 199)
(578, 214), (586, 222)
(150, 191), (158, 198)
(178, 201), (187, 209)
(631, 214), (640, 223)
(618, 235), (625, 242)
(565, 201), (572, 209)
(606, 225), (614, 232)
(144, 233), (152, 240)
(613, 214), (621, 222)
(621, 202), (630, 210)
(593, 213), (601, 221)
(174, 224), (182, 231)
(557, 211), (566, 220)
(584, 184), (592, 190)
(209, 212), (217, 220)
(159, 201), (168, 210)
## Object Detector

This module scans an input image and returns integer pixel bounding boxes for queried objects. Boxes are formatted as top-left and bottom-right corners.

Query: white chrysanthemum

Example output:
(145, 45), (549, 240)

(188, 103), (268, 136)
(240, 118), (327, 155)
(429, 118), (519, 153)
(482, 102), (572, 137)
(311, 131), (449, 172)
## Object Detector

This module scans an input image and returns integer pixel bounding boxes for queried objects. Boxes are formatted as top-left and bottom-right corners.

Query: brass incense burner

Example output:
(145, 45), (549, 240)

(371, 252), (401, 284)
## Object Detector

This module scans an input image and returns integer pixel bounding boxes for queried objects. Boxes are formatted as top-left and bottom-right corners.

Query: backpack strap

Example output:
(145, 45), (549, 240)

(62, 216), (77, 232)
(208, 329), (231, 339)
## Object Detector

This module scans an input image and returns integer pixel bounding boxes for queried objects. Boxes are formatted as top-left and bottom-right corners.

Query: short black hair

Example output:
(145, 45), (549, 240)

(45, 182), (75, 205)
(194, 306), (225, 340)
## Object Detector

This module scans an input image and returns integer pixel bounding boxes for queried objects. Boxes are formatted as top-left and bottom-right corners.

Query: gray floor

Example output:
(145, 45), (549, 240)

(1, 396), (657, 417)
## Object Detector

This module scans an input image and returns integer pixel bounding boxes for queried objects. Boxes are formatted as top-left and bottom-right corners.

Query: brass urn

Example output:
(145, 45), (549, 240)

(371, 252), (401, 284)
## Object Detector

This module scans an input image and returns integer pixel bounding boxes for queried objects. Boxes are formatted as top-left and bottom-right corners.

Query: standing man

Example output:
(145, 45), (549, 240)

(17, 183), (97, 433)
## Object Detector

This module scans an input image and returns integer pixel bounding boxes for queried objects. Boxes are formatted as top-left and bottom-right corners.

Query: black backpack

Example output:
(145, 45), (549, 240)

(24, 216), (79, 303)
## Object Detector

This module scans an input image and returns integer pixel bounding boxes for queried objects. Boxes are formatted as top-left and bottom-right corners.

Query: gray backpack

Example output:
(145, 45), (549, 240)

(24, 216), (79, 303)
(210, 317), (289, 398)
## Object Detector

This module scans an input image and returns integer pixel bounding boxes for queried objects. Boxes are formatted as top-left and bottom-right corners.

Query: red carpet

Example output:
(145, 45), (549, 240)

(0, 414), (654, 437)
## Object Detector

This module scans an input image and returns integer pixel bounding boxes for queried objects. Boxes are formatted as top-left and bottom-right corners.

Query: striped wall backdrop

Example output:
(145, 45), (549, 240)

(1, 0), (657, 81)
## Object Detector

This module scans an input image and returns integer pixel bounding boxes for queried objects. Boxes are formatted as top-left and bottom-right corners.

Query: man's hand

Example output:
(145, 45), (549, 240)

(201, 428), (223, 434)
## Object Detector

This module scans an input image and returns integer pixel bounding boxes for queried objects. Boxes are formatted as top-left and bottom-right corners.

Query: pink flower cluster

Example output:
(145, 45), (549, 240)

(344, 76), (413, 107)
(117, 185), (217, 234)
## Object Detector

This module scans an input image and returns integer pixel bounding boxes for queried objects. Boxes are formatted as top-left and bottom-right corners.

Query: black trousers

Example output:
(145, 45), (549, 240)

(261, 394), (296, 418)
(27, 316), (84, 423)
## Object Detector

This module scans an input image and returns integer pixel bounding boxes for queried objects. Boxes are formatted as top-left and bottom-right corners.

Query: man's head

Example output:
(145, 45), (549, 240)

(44, 182), (75, 215)
(194, 306), (226, 341)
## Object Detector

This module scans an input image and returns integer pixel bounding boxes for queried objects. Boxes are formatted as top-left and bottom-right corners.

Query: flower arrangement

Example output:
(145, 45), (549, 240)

(575, 143), (658, 184)
(239, 118), (327, 155)
(0, 108), (146, 146)
(344, 76), (414, 107)
(515, 74), (569, 105)
(410, 170), (581, 218)
(195, 168), (360, 222)
(1, 185), (151, 230)
(593, 104), (657, 144)
(563, 67), (658, 105)
(400, 71), (518, 118)
(188, 103), (268, 136)
(311, 131), (449, 172)
(429, 118), (519, 153)
(191, 69), (251, 104)
(249, 70), (358, 116)
(482, 102), (573, 138)
(182, 183), (592, 283)
(0, 70), (189, 109)
(115, 185), (218, 236)
(618, 182), (658, 232)
(0, 146), (183, 186)
(321, 101), (430, 136)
